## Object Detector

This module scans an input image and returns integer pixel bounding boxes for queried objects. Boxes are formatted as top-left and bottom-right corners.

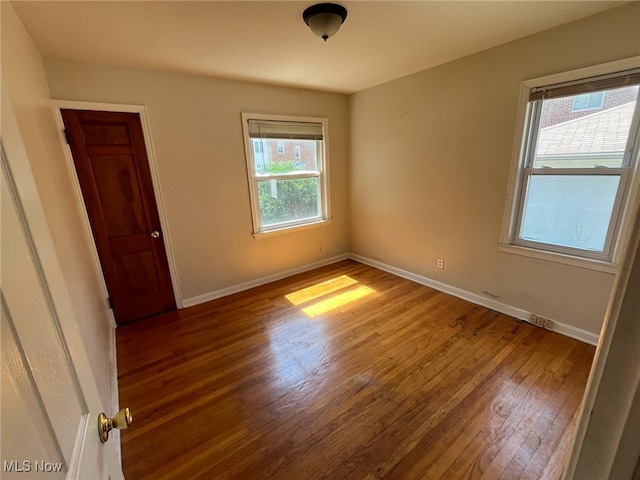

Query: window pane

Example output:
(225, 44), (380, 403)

(253, 139), (319, 174)
(519, 175), (620, 252)
(534, 85), (638, 168)
(258, 177), (320, 227)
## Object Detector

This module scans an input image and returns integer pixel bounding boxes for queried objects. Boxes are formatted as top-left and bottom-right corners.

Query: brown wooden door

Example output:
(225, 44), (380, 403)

(61, 109), (176, 324)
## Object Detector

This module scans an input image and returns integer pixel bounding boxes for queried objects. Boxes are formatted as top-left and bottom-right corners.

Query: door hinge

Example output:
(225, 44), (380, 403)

(63, 129), (71, 144)
(107, 297), (113, 309)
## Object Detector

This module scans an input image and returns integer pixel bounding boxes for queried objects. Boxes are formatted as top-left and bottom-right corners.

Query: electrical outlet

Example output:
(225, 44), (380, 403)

(437, 259), (444, 269)
(530, 314), (553, 329)
(530, 314), (545, 327)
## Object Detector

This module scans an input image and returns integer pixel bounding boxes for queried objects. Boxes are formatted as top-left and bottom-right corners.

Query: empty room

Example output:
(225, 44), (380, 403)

(2, 1), (640, 479)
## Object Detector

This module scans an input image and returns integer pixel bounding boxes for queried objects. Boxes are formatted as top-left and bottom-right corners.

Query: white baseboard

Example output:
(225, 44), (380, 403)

(181, 254), (350, 308)
(549, 321), (599, 346)
(179, 252), (599, 346)
(350, 254), (530, 320)
(350, 254), (599, 346)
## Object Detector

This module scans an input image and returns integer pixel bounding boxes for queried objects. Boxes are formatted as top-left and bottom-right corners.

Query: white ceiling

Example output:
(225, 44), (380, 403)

(12, 1), (627, 94)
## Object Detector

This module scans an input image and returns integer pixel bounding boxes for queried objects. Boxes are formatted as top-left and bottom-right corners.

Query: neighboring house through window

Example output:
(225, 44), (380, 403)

(501, 62), (640, 271)
(241, 113), (331, 236)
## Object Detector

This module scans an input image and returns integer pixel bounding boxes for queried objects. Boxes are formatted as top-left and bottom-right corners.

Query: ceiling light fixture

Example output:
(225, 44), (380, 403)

(302, 3), (348, 42)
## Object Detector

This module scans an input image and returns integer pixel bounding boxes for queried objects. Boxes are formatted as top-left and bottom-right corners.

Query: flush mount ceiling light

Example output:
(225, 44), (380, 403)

(302, 3), (348, 42)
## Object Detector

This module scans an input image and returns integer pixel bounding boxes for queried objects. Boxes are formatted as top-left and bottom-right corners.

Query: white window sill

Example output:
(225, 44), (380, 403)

(499, 243), (618, 274)
(253, 218), (332, 239)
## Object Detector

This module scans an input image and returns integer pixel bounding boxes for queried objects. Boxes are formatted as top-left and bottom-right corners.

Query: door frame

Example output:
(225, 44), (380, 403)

(51, 100), (183, 314)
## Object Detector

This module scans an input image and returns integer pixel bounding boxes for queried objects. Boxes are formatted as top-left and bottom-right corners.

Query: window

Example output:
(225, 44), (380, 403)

(242, 113), (331, 235)
(571, 91), (605, 111)
(502, 65), (640, 269)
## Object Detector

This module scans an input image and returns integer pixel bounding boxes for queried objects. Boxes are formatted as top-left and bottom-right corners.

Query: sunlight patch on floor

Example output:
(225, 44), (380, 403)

(285, 275), (377, 318)
(285, 275), (358, 306)
(302, 285), (375, 317)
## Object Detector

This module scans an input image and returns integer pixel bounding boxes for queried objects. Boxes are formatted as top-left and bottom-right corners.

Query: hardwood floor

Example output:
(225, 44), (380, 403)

(116, 260), (595, 479)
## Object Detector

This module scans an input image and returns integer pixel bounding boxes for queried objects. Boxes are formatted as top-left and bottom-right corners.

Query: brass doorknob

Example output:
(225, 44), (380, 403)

(150, 230), (160, 238)
(98, 407), (132, 443)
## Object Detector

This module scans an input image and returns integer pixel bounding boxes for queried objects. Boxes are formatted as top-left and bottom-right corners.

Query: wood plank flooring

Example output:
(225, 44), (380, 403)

(116, 260), (595, 480)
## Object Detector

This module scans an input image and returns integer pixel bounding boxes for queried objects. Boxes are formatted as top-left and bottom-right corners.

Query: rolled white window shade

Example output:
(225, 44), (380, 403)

(247, 119), (323, 140)
(530, 69), (640, 101)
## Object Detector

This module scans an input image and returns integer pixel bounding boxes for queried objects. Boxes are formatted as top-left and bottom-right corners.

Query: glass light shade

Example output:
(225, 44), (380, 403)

(303, 3), (347, 42)
(307, 13), (344, 41)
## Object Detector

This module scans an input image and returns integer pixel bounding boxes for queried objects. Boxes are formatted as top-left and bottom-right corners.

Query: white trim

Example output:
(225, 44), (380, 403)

(253, 218), (333, 239)
(351, 254), (529, 320)
(51, 100), (183, 308)
(499, 243), (618, 274)
(108, 320), (122, 467)
(350, 254), (599, 346)
(550, 320), (600, 346)
(181, 254), (349, 307)
(501, 83), (532, 246)
(614, 102), (640, 264)
(501, 56), (640, 272)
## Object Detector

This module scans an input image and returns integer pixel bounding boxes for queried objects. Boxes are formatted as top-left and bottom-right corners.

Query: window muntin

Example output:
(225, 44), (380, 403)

(511, 73), (640, 262)
(242, 114), (330, 235)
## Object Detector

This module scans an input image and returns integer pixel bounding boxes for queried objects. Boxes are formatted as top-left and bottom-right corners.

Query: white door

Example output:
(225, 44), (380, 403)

(1, 85), (123, 479)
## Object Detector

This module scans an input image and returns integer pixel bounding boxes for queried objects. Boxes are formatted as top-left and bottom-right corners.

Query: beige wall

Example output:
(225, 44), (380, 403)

(43, 59), (350, 304)
(11, 2), (638, 338)
(349, 3), (640, 335)
(1, 3), (113, 408)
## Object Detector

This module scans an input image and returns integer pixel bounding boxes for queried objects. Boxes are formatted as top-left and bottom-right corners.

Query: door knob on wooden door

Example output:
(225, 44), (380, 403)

(98, 407), (132, 443)
(150, 230), (161, 238)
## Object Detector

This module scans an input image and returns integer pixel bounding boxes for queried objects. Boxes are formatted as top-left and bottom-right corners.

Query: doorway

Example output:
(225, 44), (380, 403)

(60, 108), (177, 324)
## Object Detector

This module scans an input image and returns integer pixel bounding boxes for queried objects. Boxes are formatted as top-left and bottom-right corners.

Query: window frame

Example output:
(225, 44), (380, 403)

(241, 112), (332, 238)
(500, 57), (640, 272)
